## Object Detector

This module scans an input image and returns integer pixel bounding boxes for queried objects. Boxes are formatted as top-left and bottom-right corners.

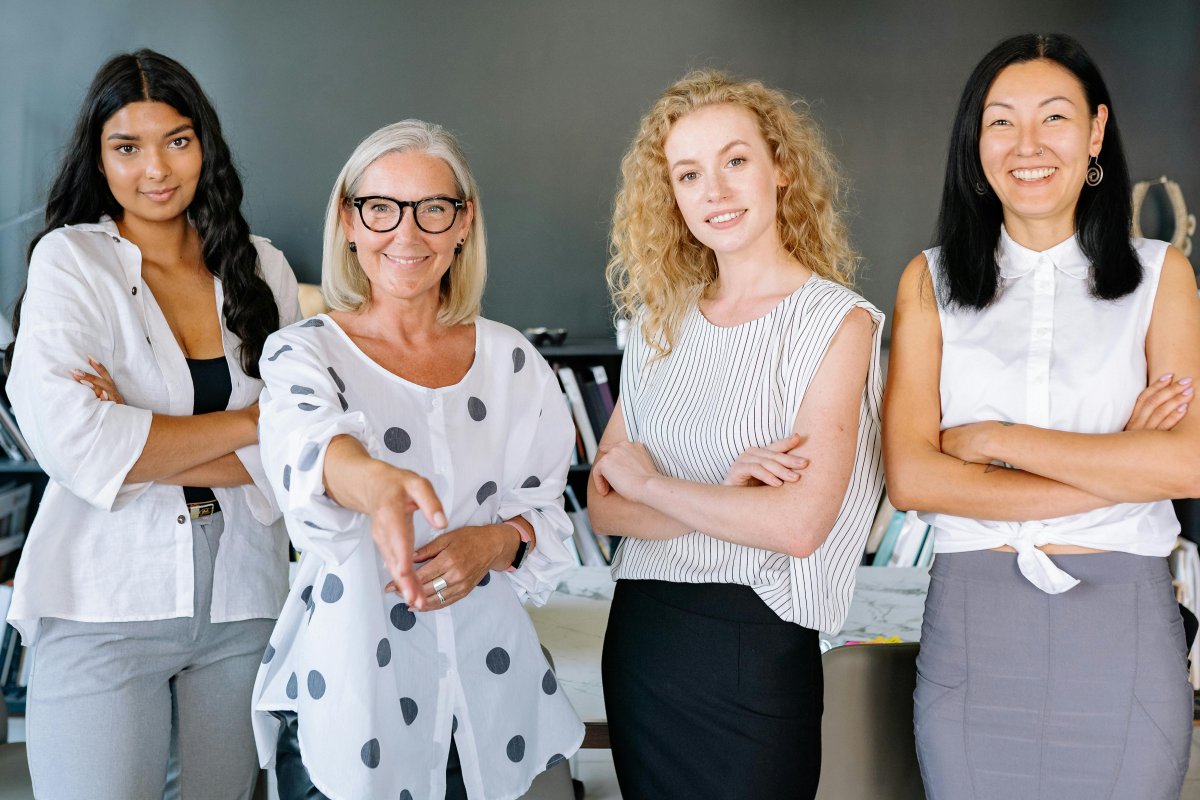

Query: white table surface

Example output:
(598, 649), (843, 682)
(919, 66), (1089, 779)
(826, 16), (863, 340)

(528, 565), (930, 724)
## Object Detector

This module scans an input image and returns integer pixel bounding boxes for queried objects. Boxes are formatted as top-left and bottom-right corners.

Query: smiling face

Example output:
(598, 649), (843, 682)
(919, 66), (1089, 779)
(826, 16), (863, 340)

(340, 150), (473, 308)
(99, 101), (202, 229)
(979, 59), (1107, 239)
(664, 103), (787, 266)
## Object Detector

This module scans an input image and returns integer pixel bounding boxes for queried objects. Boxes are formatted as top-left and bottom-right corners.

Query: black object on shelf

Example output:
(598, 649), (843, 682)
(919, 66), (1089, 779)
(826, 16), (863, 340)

(1175, 499), (1200, 546)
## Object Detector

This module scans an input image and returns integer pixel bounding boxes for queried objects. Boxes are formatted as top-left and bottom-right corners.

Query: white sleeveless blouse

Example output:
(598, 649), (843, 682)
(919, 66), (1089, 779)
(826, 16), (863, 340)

(920, 227), (1180, 593)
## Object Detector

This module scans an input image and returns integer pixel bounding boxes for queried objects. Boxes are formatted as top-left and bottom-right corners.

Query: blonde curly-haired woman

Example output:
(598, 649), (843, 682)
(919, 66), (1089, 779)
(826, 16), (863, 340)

(589, 70), (885, 798)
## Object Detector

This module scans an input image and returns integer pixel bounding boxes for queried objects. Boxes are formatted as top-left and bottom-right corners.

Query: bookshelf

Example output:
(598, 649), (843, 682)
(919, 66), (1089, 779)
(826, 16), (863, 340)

(536, 338), (624, 567)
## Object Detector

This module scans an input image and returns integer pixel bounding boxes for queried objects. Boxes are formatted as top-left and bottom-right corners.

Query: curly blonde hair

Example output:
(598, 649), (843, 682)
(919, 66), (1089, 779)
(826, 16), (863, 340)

(607, 69), (857, 359)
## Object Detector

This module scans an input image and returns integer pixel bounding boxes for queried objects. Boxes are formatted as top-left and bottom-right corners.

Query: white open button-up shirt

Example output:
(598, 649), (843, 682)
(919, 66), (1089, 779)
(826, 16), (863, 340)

(6, 218), (301, 643)
(920, 228), (1180, 593)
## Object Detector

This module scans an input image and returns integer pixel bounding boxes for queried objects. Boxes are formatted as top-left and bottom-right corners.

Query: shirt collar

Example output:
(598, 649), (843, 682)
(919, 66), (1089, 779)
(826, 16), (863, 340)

(65, 215), (120, 236)
(998, 225), (1090, 281)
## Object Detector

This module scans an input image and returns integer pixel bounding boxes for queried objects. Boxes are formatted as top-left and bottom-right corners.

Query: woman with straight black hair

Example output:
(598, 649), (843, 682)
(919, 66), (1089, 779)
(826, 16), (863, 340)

(4, 49), (300, 799)
(885, 33), (1199, 798)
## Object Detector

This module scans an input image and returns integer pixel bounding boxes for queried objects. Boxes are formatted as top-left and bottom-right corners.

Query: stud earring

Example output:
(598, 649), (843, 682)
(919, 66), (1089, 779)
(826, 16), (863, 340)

(348, 242), (357, 253)
(454, 241), (464, 255)
(1085, 155), (1103, 187)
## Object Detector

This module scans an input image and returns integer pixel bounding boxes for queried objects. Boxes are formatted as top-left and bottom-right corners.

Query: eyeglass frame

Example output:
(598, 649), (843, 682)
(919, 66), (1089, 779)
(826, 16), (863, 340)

(347, 194), (468, 234)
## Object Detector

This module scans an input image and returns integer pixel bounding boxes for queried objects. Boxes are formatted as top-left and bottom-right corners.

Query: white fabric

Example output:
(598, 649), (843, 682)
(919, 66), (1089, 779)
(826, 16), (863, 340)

(6, 217), (301, 644)
(610, 277), (886, 635)
(251, 315), (583, 800)
(920, 229), (1180, 593)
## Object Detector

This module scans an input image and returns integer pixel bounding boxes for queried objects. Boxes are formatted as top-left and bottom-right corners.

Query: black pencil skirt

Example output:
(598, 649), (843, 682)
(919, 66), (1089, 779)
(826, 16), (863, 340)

(602, 579), (823, 799)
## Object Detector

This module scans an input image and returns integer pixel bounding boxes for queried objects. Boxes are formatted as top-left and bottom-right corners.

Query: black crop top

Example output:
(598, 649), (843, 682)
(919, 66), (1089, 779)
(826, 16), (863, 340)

(183, 356), (233, 505)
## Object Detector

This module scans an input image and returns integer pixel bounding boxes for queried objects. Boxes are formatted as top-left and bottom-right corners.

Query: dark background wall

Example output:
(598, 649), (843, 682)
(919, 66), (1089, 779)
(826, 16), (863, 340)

(2, 1), (1196, 343)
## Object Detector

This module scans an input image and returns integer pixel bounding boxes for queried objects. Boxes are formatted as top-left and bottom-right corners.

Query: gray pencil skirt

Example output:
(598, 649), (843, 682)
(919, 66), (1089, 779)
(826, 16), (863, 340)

(915, 549), (1192, 800)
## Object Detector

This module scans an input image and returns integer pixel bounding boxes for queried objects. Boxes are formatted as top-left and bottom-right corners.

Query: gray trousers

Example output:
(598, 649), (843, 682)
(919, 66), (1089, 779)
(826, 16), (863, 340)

(916, 550), (1192, 800)
(25, 513), (275, 800)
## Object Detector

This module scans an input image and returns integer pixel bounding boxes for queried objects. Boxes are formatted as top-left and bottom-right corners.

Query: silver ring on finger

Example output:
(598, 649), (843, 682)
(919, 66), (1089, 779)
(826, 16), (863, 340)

(432, 577), (448, 594)
(436, 589), (447, 604)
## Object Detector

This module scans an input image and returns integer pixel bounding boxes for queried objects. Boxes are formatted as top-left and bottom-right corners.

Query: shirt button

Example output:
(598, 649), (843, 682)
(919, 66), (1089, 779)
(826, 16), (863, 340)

(111, 235), (120, 243)
(177, 514), (186, 524)
(131, 286), (138, 296)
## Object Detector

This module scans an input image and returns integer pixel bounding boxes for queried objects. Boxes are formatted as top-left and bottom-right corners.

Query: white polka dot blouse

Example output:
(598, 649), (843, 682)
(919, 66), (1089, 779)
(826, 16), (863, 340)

(251, 315), (584, 800)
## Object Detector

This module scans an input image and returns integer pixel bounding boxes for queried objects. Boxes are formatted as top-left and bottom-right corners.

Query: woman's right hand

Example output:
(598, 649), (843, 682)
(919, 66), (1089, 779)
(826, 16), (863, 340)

(723, 433), (809, 487)
(367, 467), (447, 610)
(1124, 374), (1193, 431)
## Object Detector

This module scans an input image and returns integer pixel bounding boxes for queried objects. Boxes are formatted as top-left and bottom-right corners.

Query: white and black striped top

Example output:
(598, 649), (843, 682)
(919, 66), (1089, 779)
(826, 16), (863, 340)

(610, 277), (885, 634)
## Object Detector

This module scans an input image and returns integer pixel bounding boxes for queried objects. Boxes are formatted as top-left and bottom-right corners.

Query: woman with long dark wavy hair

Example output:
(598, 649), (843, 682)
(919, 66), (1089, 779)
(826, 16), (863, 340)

(884, 33), (1199, 797)
(4, 49), (300, 799)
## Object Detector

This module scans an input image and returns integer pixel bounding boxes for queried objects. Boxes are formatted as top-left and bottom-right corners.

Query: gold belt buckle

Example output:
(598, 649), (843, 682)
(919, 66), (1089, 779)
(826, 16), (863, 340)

(188, 501), (218, 520)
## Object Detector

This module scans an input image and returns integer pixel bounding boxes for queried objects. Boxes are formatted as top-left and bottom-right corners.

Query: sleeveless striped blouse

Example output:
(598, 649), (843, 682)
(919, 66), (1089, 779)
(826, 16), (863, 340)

(610, 277), (885, 634)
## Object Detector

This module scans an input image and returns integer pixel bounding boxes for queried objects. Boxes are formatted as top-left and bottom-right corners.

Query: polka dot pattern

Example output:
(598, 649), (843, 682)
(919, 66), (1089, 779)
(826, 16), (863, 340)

(282, 465), (292, 491)
(321, 574), (344, 603)
(542, 669), (558, 695)
(546, 753), (565, 770)
(328, 367), (345, 392)
(468, 396), (487, 421)
(384, 427), (411, 453)
(521, 476), (541, 488)
(290, 385), (314, 395)
(298, 442), (320, 471)
(301, 318), (325, 327)
(486, 647), (510, 675)
(507, 735), (525, 763)
(307, 670), (326, 699)
(390, 602), (416, 631)
(400, 697), (418, 726)
(477, 572), (491, 587)
(285, 672), (298, 699)
(338, 393), (348, 411)
(361, 739), (380, 769)
(298, 402), (319, 411)
(267, 344), (292, 361)
(476, 481), (498, 504)
(400, 791), (413, 800)
(376, 638), (391, 668)
(299, 585), (313, 607)
(261, 643), (275, 664)
(512, 347), (526, 373)
(452, 715), (458, 735)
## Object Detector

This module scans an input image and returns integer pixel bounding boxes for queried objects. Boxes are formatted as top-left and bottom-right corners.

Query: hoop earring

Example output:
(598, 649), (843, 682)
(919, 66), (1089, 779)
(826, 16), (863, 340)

(348, 242), (357, 253)
(974, 181), (988, 196)
(1085, 156), (1103, 187)
(454, 241), (464, 255)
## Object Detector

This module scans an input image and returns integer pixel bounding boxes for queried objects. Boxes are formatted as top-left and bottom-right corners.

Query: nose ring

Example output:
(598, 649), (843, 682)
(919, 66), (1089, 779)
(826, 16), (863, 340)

(1037, 148), (1044, 157)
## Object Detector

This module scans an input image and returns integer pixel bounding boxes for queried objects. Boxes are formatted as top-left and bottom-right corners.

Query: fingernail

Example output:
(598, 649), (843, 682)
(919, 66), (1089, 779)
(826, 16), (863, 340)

(1184, 387), (1194, 397)
(1181, 377), (1193, 386)
(434, 512), (447, 528)
(1160, 373), (1173, 382)
(1179, 404), (1189, 413)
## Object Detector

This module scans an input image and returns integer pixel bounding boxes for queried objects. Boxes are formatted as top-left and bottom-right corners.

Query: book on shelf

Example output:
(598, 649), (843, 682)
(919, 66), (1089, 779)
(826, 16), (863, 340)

(0, 483), (31, 540)
(555, 366), (598, 463)
(564, 485), (611, 566)
(0, 401), (33, 461)
(589, 365), (616, 419)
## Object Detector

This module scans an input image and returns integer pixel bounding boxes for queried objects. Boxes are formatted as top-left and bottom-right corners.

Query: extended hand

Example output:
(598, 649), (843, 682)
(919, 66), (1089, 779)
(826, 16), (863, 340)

(591, 440), (660, 501)
(724, 433), (809, 486)
(368, 469), (446, 610)
(72, 356), (125, 404)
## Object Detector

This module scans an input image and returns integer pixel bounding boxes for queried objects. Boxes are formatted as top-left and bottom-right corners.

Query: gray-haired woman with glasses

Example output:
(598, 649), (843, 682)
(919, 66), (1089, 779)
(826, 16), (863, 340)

(249, 119), (583, 799)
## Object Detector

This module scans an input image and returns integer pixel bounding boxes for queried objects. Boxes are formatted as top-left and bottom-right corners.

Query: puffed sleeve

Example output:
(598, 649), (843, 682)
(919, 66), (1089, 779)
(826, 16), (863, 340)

(258, 324), (382, 565)
(8, 234), (153, 510)
(498, 350), (577, 605)
(233, 240), (303, 525)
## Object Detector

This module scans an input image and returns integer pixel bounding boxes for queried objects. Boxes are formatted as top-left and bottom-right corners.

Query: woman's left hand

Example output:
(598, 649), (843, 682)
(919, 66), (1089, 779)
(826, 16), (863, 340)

(591, 440), (661, 501)
(72, 356), (125, 404)
(940, 421), (1006, 464)
(389, 525), (512, 610)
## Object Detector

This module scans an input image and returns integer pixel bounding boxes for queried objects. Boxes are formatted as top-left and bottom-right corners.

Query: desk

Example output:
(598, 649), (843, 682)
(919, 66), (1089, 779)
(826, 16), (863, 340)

(527, 565), (930, 747)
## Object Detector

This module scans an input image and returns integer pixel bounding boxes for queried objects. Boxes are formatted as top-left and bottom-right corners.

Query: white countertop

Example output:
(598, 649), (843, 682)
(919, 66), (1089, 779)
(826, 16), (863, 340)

(528, 565), (929, 724)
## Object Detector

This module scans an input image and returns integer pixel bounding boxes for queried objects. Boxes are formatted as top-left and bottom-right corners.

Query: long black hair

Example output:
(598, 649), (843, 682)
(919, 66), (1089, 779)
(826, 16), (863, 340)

(9, 49), (277, 377)
(934, 33), (1140, 310)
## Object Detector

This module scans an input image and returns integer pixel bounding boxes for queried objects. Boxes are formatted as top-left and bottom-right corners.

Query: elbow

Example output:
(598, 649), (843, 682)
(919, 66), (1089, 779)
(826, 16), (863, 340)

(882, 473), (919, 512)
(777, 518), (833, 560)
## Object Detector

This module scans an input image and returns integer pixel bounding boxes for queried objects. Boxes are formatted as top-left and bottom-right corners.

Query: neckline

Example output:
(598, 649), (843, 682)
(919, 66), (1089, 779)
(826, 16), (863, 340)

(695, 276), (816, 330)
(318, 313), (481, 392)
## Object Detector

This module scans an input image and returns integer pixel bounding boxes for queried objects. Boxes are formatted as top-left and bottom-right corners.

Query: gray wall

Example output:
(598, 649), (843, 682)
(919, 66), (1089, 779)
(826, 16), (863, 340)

(2, 1), (1197, 342)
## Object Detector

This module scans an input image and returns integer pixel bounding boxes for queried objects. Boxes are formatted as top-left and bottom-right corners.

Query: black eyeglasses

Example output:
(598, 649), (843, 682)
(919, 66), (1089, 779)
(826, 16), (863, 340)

(349, 195), (466, 234)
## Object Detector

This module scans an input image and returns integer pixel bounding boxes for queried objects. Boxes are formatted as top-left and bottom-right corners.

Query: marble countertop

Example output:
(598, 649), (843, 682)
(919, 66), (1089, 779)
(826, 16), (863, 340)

(528, 565), (930, 724)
